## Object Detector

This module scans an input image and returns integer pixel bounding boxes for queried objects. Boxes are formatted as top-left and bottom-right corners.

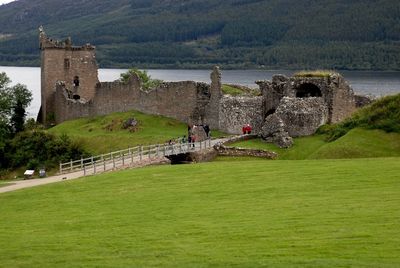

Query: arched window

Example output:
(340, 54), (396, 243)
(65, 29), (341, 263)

(296, 83), (322, 98)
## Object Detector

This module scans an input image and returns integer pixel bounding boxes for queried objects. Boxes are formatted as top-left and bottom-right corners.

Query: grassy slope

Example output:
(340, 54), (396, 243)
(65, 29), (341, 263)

(231, 128), (400, 160)
(0, 158), (400, 267)
(48, 110), (224, 155)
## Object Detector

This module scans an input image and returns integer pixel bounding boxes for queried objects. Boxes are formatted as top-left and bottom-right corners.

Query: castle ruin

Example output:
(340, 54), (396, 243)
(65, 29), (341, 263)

(39, 29), (357, 146)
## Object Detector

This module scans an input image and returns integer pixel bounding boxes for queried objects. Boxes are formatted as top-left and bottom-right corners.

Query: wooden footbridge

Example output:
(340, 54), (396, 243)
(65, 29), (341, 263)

(59, 139), (219, 176)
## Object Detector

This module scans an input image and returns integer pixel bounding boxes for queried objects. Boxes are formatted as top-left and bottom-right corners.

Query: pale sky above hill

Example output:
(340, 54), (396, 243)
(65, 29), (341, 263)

(0, 0), (15, 5)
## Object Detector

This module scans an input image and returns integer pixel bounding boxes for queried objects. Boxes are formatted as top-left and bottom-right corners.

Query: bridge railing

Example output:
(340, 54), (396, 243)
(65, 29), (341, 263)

(59, 139), (212, 175)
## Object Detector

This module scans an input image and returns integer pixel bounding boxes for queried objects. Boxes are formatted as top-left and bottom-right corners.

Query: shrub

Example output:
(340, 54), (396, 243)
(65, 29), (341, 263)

(3, 130), (89, 170)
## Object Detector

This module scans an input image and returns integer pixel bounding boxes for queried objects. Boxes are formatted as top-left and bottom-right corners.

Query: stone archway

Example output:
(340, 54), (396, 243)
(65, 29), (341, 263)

(295, 83), (322, 98)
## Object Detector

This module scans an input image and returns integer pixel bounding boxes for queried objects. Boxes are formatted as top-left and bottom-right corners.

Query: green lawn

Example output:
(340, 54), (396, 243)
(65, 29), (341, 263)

(231, 128), (400, 160)
(48, 110), (225, 154)
(1, 158), (399, 267)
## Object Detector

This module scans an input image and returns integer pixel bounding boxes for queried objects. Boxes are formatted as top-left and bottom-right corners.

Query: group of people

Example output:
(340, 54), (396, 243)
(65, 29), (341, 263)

(166, 124), (211, 148)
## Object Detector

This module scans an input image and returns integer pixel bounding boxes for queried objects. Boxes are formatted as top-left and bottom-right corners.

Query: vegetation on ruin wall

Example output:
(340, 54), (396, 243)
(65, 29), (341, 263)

(1, 158), (400, 266)
(221, 84), (260, 96)
(0, 0), (399, 70)
(318, 93), (400, 141)
(120, 68), (163, 90)
(294, 70), (336, 78)
(48, 110), (225, 155)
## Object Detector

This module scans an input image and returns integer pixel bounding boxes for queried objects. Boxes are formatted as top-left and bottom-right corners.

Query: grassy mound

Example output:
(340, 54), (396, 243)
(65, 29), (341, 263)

(1, 158), (399, 267)
(221, 84), (260, 96)
(293, 70), (336, 78)
(49, 110), (224, 154)
(319, 93), (400, 141)
(309, 128), (400, 159)
(231, 128), (400, 160)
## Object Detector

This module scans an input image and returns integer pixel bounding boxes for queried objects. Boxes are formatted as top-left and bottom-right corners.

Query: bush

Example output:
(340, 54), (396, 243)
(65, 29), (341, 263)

(3, 130), (89, 170)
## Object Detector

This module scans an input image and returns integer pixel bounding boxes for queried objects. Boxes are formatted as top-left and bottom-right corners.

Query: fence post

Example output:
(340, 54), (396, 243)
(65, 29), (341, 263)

(148, 146), (151, 159)
(156, 145), (160, 157)
(140, 146), (143, 160)
(59, 162), (62, 174)
(103, 158), (106, 171)
(93, 161), (96, 174)
(112, 155), (116, 169)
(130, 148), (134, 163)
(80, 157), (83, 169)
(122, 153), (125, 165)
(83, 164), (86, 176)
(163, 144), (166, 156)
(70, 159), (73, 172)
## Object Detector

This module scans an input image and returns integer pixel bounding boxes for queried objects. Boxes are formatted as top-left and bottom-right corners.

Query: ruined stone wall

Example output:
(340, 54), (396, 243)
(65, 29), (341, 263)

(54, 83), (91, 124)
(275, 97), (329, 137)
(204, 66), (222, 130)
(53, 76), (208, 124)
(257, 75), (289, 117)
(329, 76), (356, 123)
(218, 96), (264, 134)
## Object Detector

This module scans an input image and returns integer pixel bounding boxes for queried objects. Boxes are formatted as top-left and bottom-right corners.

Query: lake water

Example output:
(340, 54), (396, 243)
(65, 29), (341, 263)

(0, 66), (399, 118)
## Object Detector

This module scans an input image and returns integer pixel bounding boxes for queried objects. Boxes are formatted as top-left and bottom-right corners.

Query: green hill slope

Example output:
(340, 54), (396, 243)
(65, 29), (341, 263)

(1, 158), (399, 266)
(48, 110), (224, 154)
(48, 111), (189, 154)
(0, 0), (399, 69)
(231, 128), (400, 160)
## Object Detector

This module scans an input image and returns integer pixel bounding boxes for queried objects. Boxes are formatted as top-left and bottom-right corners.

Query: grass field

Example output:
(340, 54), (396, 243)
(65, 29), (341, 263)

(48, 110), (225, 154)
(1, 158), (399, 267)
(231, 128), (400, 160)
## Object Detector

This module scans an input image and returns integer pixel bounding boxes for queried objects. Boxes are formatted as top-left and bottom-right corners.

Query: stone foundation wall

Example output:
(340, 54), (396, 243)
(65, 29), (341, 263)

(214, 145), (277, 159)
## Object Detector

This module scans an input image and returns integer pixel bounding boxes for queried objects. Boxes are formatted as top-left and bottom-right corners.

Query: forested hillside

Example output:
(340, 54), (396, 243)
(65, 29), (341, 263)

(0, 0), (399, 70)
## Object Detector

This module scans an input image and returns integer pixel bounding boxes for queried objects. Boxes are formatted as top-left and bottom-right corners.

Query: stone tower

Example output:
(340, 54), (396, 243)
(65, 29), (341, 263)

(39, 27), (99, 124)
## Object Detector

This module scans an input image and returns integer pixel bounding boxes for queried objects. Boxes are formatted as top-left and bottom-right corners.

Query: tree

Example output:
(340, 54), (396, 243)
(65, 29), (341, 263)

(120, 68), (163, 90)
(10, 84), (32, 133)
(0, 72), (32, 135)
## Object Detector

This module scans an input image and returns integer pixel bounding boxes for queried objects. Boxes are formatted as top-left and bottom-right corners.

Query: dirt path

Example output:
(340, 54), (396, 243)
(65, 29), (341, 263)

(0, 157), (167, 194)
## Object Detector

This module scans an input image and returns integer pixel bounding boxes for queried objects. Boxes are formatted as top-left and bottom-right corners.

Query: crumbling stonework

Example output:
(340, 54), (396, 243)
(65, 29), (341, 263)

(257, 73), (356, 146)
(275, 97), (329, 137)
(260, 114), (293, 148)
(257, 73), (356, 124)
(354, 94), (376, 108)
(218, 96), (263, 134)
(214, 144), (278, 159)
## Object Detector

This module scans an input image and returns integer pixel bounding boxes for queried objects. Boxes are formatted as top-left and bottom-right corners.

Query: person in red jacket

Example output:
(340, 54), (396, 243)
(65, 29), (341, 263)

(246, 124), (252, 134)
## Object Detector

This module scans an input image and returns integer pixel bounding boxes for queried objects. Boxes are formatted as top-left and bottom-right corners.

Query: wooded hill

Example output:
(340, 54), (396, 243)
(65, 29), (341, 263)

(0, 0), (399, 70)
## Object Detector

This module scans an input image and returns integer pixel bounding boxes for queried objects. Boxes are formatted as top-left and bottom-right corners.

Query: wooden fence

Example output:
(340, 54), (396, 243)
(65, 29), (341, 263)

(59, 139), (212, 175)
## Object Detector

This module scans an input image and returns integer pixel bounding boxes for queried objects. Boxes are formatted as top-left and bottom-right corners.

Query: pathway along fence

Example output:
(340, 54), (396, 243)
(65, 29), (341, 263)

(59, 139), (212, 176)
